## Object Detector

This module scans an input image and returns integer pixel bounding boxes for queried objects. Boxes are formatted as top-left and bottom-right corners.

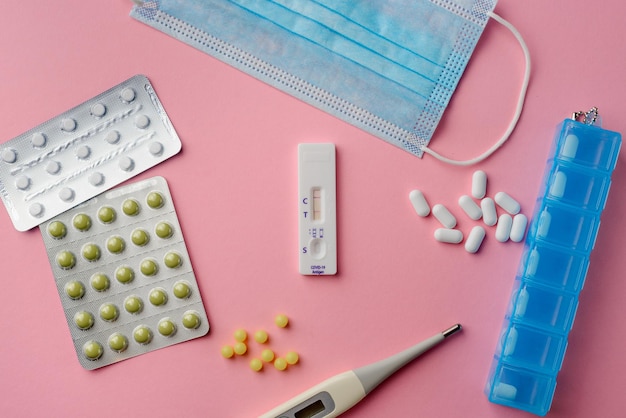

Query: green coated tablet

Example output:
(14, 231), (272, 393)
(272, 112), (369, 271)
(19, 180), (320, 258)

(106, 236), (125, 254)
(122, 199), (140, 216)
(133, 325), (153, 344)
(108, 333), (128, 352)
(56, 250), (76, 269)
(158, 318), (176, 337)
(164, 251), (182, 268)
(47, 221), (67, 239)
(115, 266), (135, 284)
(182, 311), (201, 329)
(74, 311), (95, 330)
(98, 206), (116, 224)
(99, 303), (119, 322)
(131, 228), (149, 246)
(146, 191), (164, 209)
(155, 221), (173, 239)
(124, 295), (143, 314)
(83, 341), (104, 360)
(91, 273), (110, 291)
(73, 213), (92, 231)
(172, 281), (191, 299)
(274, 357), (288, 371)
(64, 280), (85, 299)
(250, 358), (263, 372)
(149, 288), (167, 306)
(140, 259), (158, 276)
(82, 243), (101, 262)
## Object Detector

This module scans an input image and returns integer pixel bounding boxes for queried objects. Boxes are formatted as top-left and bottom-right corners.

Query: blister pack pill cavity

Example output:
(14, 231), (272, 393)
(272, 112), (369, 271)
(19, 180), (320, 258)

(0, 75), (181, 231)
(39, 176), (209, 370)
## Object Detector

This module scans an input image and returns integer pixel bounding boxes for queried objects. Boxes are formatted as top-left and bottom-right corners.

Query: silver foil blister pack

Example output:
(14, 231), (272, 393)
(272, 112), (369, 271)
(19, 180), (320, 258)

(0, 74), (181, 231)
(39, 176), (209, 370)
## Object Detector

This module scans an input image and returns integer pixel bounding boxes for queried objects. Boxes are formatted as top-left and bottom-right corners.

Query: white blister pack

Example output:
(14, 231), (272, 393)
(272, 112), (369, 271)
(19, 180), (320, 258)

(39, 176), (209, 370)
(0, 74), (181, 231)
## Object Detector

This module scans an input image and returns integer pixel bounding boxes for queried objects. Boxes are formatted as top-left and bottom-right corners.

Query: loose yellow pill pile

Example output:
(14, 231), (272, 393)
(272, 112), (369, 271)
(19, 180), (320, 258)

(220, 313), (300, 373)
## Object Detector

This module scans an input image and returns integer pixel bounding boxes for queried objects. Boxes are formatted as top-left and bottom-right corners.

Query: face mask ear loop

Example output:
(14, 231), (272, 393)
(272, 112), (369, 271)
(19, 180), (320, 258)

(420, 11), (531, 166)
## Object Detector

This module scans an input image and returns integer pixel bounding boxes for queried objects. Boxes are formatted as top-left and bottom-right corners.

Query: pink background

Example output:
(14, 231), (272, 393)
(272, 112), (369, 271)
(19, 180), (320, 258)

(1, 1), (625, 417)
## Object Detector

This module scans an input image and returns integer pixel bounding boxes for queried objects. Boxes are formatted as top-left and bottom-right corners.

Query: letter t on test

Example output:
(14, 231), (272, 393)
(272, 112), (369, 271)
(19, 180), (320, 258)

(298, 143), (337, 275)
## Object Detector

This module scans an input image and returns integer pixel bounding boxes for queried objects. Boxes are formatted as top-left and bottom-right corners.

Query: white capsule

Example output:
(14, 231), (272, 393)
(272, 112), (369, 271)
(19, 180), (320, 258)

(432, 204), (456, 228)
(494, 383), (518, 400)
(537, 210), (551, 238)
(434, 228), (463, 244)
(503, 327), (518, 356)
(408, 190), (430, 217)
(510, 214), (528, 243)
(514, 287), (529, 317)
(561, 134), (579, 158)
(550, 171), (567, 199)
(481, 197), (498, 226)
(465, 226), (486, 253)
(495, 214), (513, 242)
(495, 192), (520, 215)
(458, 195), (482, 220)
(472, 170), (487, 199)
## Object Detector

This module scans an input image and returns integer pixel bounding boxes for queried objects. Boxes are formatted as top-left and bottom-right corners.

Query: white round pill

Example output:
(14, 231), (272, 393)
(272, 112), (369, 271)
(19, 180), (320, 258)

(29, 203), (44, 217)
(434, 228), (463, 244)
(59, 187), (75, 202)
(495, 192), (520, 215)
(89, 172), (104, 186)
(90, 103), (107, 117)
(408, 190), (430, 217)
(481, 197), (497, 226)
(61, 118), (77, 132)
(465, 226), (486, 253)
(135, 115), (150, 129)
(495, 214), (513, 242)
(31, 132), (47, 148)
(472, 170), (487, 199)
(119, 156), (134, 172)
(76, 145), (91, 160)
(1, 148), (17, 163)
(104, 130), (121, 144)
(120, 87), (136, 102)
(510, 214), (528, 243)
(432, 204), (456, 228)
(15, 175), (31, 190)
(149, 141), (164, 156)
(458, 195), (482, 221)
(46, 161), (61, 175)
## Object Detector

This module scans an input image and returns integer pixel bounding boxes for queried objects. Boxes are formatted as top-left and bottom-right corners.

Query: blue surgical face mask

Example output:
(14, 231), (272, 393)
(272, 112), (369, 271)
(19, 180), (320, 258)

(131, 0), (529, 165)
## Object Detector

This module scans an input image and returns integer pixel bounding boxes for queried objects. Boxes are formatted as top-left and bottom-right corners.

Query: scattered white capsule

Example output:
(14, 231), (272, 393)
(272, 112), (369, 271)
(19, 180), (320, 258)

(458, 195), (482, 221)
(481, 197), (498, 226)
(550, 171), (567, 199)
(510, 214), (528, 243)
(561, 134), (578, 158)
(471, 170), (487, 199)
(465, 226), (486, 253)
(434, 228), (463, 244)
(432, 204), (456, 228)
(409, 190), (430, 217)
(495, 214), (513, 242)
(495, 192), (520, 215)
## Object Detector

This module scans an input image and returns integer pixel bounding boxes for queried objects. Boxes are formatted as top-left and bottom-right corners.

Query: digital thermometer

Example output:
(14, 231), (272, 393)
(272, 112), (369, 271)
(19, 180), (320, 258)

(298, 143), (337, 275)
(259, 324), (462, 418)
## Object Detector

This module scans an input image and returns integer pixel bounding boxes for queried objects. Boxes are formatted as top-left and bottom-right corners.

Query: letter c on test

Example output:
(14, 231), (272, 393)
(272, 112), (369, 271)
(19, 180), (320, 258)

(303, 198), (308, 204)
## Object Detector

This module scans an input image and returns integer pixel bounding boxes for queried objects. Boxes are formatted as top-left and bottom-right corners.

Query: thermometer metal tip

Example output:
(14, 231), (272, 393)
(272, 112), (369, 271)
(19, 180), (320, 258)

(443, 323), (462, 338)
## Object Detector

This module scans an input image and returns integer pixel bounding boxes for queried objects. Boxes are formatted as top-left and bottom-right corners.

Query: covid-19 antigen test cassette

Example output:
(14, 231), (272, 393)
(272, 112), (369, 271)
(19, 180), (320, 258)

(298, 143), (336, 275)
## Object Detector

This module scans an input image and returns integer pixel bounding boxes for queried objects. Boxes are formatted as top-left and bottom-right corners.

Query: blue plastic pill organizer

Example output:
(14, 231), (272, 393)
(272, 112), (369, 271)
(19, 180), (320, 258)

(485, 116), (622, 415)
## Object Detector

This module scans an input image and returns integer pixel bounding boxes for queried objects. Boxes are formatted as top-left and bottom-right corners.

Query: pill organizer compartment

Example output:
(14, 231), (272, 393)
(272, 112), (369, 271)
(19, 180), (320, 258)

(532, 203), (599, 252)
(555, 120), (621, 171)
(506, 280), (579, 334)
(545, 164), (612, 213)
(498, 322), (568, 374)
(486, 363), (557, 416)
(519, 240), (589, 293)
